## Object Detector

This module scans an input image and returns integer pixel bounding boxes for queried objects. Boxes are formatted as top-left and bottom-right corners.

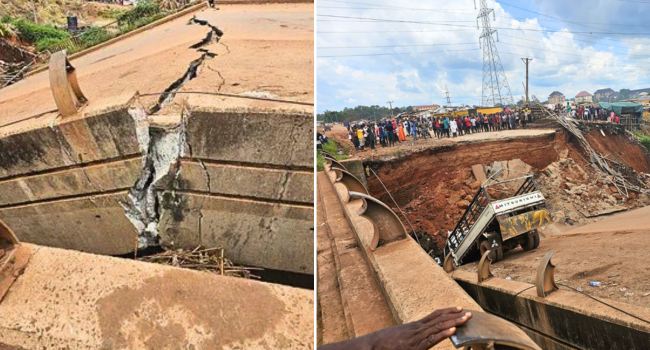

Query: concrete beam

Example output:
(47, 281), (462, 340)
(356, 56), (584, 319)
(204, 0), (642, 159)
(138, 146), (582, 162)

(173, 159), (312, 204)
(453, 270), (650, 350)
(185, 108), (313, 169)
(158, 192), (314, 274)
(0, 157), (141, 206)
(0, 244), (313, 349)
(0, 193), (137, 255)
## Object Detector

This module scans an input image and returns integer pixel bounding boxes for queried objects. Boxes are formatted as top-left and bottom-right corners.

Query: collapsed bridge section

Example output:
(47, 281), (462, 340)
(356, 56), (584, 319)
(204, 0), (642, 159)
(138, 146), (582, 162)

(0, 2), (315, 275)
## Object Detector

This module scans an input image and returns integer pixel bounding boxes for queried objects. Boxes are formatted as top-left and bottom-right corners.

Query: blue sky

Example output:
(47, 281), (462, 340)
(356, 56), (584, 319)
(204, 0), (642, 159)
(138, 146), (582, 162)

(316, 0), (650, 113)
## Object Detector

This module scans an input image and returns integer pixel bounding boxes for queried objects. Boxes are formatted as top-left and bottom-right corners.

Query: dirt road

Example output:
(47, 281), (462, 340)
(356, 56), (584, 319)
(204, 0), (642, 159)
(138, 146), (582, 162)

(323, 123), (557, 159)
(0, 3), (313, 131)
(459, 205), (650, 308)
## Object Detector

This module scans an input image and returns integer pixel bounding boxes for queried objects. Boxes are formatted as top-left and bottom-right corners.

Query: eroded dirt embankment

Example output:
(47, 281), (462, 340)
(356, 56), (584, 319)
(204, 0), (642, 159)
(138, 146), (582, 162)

(366, 128), (650, 256)
(585, 130), (650, 173)
(366, 131), (569, 252)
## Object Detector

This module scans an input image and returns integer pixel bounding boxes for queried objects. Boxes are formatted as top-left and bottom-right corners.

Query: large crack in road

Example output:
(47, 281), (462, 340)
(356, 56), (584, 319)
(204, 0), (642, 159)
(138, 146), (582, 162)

(121, 17), (226, 250)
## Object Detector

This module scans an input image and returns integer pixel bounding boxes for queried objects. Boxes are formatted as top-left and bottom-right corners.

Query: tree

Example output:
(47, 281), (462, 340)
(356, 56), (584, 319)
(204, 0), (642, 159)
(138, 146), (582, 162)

(619, 89), (631, 101)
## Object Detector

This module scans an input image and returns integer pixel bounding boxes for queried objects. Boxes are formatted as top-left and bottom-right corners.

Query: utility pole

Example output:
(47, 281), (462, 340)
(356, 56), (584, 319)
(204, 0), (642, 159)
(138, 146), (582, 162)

(387, 101), (394, 118)
(521, 58), (532, 108)
(445, 85), (452, 107)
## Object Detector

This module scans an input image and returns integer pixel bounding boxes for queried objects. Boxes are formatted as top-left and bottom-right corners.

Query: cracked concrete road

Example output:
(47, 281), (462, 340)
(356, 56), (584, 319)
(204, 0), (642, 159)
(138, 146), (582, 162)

(0, 2), (314, 132)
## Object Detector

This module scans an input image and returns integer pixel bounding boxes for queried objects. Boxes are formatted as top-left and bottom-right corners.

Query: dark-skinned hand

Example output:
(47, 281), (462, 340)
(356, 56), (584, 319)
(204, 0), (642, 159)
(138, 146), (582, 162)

(319, 307), (472, 350)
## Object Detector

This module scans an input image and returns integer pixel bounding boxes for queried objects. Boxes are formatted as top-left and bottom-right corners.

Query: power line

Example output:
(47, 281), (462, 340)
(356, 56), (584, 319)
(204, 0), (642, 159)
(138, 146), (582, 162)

(316, 14), (650, 35)
(317, 6), (476, 13)
(319, 29), (476, 33)
(318, 42), (478, 49)
(317, 48), (480, 58)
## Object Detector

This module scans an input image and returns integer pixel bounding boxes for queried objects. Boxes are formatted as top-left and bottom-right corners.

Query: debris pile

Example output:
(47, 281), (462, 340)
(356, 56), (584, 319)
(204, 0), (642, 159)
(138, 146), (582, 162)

(538, 157), (650, 222)
(139, 246), (260, 279)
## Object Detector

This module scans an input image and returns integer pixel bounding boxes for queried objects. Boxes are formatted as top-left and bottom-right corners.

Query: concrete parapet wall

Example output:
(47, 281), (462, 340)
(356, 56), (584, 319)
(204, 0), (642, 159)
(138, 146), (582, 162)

(0, 105), (313, 274)
(0, 244), (313, 349)
(322, 165), (482, 350)
(158, 192), (313, 273)
(453, 270), (650, 349)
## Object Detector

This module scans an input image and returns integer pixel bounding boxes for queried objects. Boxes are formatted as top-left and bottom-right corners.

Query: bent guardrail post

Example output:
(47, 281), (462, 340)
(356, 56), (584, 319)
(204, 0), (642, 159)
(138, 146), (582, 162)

(477, 251), (494, 283)
(451, 311), (542, 350)
(348, 191), (407, 251)
(320, 150), (336, 159)
(536, 252), (559, 298)
(331, 166), (368, 203)
(49, 50), (88, 116)
(324, 156), (346, 170)
(0, 219), (28, 302)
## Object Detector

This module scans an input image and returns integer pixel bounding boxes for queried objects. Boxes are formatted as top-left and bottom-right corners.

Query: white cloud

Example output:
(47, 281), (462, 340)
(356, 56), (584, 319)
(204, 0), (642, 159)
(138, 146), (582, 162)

(317, 0), (650, 112)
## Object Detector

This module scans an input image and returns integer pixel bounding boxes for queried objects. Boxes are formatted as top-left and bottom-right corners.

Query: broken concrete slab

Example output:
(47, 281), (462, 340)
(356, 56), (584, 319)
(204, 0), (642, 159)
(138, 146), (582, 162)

(158, 192), (313, 274)
(0, 244), (313, 349)
(0, 4), (315, 275)
(184, 108), (313, 168)
(0, 157), (142, 206)
(0, 193), (137, 255)
(174, 160), (312, 204)
(471, 164), (487, 183)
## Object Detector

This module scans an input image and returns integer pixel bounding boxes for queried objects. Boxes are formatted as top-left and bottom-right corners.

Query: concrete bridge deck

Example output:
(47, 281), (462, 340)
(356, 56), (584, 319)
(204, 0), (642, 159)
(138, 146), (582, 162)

(0, 3), (314, 275)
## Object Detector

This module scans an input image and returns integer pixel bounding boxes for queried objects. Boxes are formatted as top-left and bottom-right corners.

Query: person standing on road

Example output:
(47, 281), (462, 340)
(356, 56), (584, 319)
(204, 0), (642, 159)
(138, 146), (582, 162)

(367, 124), (375, 150)
(410, 119), (418, 141)
(398, 122), (407, 142)
(357, 126), (365, 151)
(443, 117), (450, 138)
(450, 118), (458, 138)
(350, 128), (359, 151)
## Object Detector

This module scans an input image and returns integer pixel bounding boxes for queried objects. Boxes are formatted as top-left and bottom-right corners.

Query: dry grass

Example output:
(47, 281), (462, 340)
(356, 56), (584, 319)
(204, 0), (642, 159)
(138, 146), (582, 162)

(139, 246), (261, 279)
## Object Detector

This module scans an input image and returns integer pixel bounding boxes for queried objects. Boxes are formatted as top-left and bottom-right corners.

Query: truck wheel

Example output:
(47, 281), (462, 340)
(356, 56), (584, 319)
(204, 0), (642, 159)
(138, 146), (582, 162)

(521, 233), (535, 251)
(496, 247), (504, 261)
(479, 240), (497, 262)
(532, 231), (540, 249)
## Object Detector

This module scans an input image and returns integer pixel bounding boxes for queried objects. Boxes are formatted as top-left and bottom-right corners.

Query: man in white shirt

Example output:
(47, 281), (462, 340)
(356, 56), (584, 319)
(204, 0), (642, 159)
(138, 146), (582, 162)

(450, 119), (458, 137)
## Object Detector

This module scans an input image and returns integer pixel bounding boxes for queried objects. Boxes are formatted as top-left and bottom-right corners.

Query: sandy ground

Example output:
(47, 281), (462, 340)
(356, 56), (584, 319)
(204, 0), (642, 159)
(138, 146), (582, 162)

(0, 3), (313, 134)
(322, 123), (557, 159)
(459, 206), (650, 308)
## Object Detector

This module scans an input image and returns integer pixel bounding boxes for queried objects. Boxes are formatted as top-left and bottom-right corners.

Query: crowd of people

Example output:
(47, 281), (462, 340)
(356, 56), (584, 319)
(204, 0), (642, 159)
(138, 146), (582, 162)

(553, 104), (622, 123)
(345, 108), (532, 151)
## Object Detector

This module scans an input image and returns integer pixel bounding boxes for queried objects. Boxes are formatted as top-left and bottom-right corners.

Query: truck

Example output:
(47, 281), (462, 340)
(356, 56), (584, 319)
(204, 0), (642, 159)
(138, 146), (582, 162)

(444, 173), (551, 268)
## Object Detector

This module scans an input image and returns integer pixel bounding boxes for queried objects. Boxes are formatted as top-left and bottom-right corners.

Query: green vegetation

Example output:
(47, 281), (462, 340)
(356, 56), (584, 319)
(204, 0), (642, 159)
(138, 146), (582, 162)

(1, 1), (168, 54)
(635, 132), (650, 152)
(317, 139), (349, 171)
(78, 26), (114, 47)
(98, 8), (127, 20)
(619, 89), (631, 101)
(317, 105), (415, 124)
(0, 20), (18, 39)
(12, 18), (69, 43)
(116, 1), (162, 27)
